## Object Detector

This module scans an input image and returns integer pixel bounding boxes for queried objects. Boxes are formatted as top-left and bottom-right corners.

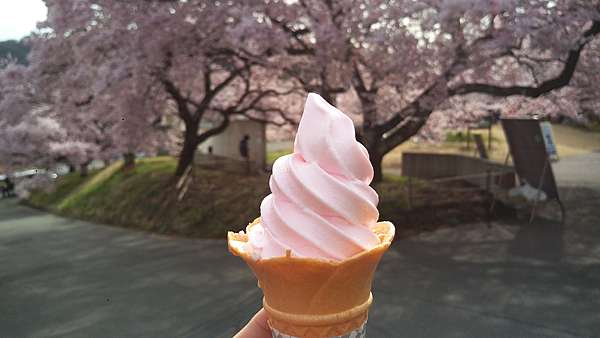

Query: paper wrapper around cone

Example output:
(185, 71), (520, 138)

(228, 219), (395, 338)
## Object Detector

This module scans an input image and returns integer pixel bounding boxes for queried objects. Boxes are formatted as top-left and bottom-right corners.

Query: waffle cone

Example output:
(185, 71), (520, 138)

(228, 219), (395, 337)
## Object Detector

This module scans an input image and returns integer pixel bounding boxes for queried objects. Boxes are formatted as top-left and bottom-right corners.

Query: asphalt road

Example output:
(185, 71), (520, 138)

(1, 154), (599, 337)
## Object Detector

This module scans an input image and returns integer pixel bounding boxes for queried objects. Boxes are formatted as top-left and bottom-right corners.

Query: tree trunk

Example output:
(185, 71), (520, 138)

(361, 127), (384, 184)
(68, 164), (76, 173)
(123, 152), (136, 169)
(320, 90), (336, 105)
(370, 152), (384, 184)
(175, 125), (198, 177)
(80, 163), (89, 177)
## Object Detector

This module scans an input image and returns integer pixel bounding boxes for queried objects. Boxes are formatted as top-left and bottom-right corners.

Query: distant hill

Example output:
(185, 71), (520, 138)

(0, 40), (30, 66)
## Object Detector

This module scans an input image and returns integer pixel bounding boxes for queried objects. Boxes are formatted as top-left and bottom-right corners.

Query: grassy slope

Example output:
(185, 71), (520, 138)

(57, 161), (124, 210)
(29, 157), (270, 238)
(28, 173), (91, 208)
(31, 155), (448, 238)
(28, 123), (596, 239)
(31, 154), (490, 239)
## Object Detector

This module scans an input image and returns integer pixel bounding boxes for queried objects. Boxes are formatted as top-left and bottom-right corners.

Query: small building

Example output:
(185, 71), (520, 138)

(198, 119), (266, 172)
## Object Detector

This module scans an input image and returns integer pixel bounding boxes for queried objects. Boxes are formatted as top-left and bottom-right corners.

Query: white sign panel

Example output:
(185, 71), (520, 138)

(540, 121), (558, 160)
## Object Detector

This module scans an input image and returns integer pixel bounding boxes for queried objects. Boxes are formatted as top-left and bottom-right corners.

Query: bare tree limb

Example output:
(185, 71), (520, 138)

(162, 78), (193, 124)
(449, 20), (600, 98)
(196, 113), (230, 144)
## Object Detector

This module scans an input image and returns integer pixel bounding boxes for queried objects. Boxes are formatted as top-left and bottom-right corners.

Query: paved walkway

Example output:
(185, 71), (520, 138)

(1, 154), (599, 337)
(553, 152), (600, 190)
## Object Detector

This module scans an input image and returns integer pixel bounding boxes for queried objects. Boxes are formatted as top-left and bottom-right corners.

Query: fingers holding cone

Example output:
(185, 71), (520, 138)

(234, 308), (271, 338)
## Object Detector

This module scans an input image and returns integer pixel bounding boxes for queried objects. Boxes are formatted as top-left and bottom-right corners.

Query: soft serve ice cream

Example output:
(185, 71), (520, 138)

(246, 93), (381, 261)
(228, 93), (395, 337)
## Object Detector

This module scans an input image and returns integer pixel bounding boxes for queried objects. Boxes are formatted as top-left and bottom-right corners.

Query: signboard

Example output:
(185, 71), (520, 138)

(501, 118), (559, 200)
(540, 121), (559, 160)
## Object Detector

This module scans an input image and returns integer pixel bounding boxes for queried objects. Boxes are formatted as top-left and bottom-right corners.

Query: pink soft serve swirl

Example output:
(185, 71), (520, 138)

(246, 93), (380, 261)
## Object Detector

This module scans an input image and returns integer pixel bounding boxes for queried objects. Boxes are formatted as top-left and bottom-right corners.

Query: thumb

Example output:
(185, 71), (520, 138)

(234, 308), (271, 338)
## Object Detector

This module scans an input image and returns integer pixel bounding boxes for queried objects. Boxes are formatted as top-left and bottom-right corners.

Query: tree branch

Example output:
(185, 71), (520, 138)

(351, 61), (367, 92)
(162, 78), (192, 123)
(380, 81), (447, 152)
(241, 109), (291, 127)
(196, 113), (229, 144)
(74, 95), (94, 107)
(194, 64), (248, 120)
(449, 20), (600, 98)
(267, 14), (312, 54)
(203, 64), (211, 93)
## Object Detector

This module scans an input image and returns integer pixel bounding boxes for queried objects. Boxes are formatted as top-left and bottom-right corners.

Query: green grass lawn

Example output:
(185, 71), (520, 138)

(266, 124), (600, 170)
(267, 123), (600, 176)
(266, 149), (292, 165)
(383, 123), (600, 169)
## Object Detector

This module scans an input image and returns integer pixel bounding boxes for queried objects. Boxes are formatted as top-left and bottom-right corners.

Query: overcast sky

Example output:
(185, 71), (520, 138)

(0, 0), (47, 41)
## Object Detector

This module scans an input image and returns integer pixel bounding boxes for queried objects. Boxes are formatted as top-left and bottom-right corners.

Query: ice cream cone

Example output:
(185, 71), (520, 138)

(228, 218), (395, 337)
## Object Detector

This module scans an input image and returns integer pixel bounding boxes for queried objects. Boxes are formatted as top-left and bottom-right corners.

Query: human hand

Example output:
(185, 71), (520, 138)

(233, 308), (271, 338)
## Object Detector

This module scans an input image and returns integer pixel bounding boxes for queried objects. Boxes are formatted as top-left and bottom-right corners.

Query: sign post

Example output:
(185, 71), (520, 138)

(501, 118), (565, 223)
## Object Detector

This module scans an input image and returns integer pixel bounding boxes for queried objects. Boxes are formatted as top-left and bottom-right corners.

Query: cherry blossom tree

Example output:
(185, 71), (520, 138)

(264, 0), (600, 182)
(32, 0), (297, 177)
(0, 60), (97, 172)
(0, 34), (163, 174)
(4, 0), (599, 184)
(0, 63), (49, 170)
(136, 1), (297, 176)
(26, 6), (167, 172)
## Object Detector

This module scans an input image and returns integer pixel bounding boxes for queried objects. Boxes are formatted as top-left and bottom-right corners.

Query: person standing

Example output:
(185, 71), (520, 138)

(2, 177), (14, 198)
(1, 178), (6, 198)
(239, 134), (251, 174)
